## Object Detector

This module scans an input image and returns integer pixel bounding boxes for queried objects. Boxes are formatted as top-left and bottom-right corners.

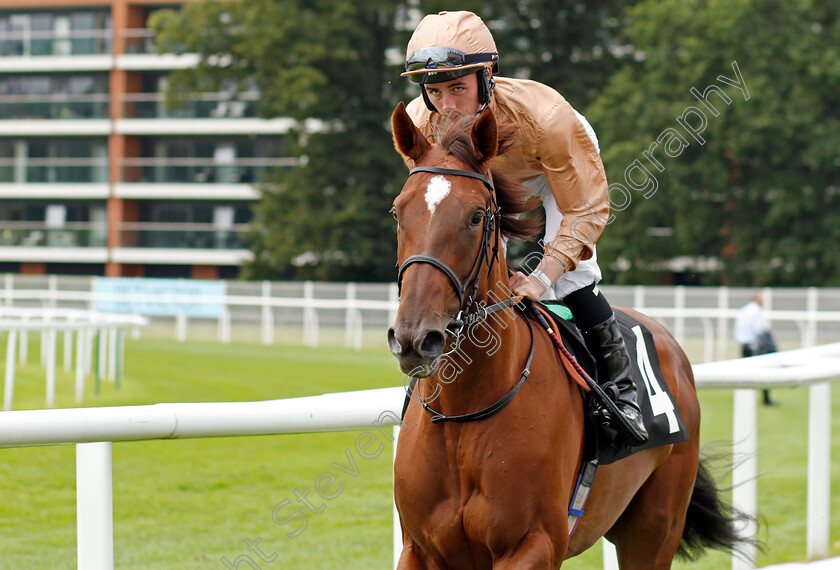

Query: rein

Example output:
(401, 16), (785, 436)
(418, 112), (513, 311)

(398, 165), (534, 423)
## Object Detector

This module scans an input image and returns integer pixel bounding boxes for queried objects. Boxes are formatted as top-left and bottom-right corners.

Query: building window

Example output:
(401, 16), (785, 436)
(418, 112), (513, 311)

(0, 73), (109, 119)
(0, 138), (108, 183)
(122, 72), (261, 119)
(0, 10), (111, 57)
(0, 200), (107, 248)
(123, 136), (290, 184)
(117, 201), (253, 250)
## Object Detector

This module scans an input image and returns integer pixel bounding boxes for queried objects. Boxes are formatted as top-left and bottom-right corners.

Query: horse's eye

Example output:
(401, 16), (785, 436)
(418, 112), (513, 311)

(470, 211), (483, 227)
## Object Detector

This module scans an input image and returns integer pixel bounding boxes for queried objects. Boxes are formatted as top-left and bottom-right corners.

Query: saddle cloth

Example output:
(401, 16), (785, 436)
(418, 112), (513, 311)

(538, 301), (690, 465)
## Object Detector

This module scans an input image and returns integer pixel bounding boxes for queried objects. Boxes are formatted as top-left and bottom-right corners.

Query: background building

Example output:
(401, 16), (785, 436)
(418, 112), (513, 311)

(0, 0), (293, 279)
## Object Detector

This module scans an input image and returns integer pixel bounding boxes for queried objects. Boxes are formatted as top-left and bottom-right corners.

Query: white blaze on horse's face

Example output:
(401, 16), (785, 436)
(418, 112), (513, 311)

(424, 175), (451, 216)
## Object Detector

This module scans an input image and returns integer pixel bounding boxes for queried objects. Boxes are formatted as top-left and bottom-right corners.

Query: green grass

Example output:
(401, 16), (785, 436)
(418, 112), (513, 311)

(1, 337), (839, 568)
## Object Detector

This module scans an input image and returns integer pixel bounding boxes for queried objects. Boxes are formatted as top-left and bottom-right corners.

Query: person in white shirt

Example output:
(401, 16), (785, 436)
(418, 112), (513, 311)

(734, 291), (778, 405)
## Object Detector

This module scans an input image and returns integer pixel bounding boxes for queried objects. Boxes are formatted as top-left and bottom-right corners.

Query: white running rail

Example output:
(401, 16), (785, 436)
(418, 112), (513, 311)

(0, 308), (147, 410)
(0, 346), (839, 569)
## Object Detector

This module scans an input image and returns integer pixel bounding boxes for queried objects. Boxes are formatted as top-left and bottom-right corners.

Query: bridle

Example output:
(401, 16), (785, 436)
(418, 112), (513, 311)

(396, 165), (502, 352)
(396, 165), (535, 423)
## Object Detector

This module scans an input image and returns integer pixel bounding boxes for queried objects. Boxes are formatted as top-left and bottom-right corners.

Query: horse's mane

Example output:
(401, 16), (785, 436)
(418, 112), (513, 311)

(435, 115), (543, 243)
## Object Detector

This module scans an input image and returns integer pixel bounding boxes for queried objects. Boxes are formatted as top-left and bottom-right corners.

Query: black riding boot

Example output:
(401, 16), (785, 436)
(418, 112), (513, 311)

(581, 314), (649, 446)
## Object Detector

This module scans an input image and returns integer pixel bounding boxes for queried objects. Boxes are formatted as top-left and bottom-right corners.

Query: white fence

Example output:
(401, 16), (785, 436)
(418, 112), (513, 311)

(0, 307), (147, 410)
(5, 275), (840, 358)
(0, 344), (839, 570)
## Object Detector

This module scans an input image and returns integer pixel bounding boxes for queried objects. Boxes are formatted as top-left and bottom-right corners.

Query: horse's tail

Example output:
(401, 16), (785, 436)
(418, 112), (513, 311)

(677, 457), (761, 561)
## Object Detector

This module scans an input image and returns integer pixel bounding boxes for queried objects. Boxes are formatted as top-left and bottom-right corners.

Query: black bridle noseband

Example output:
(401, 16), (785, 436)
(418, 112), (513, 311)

(396, 165), (535, 423)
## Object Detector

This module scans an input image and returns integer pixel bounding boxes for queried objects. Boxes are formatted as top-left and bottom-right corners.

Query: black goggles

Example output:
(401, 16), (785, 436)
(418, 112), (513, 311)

(404, 46), (498, 84)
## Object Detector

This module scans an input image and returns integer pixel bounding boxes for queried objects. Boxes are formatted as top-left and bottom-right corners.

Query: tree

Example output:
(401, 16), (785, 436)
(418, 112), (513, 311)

(151, 0), (642, 281)
(412, 1), (637, 110)
(492, 0), (638, 109)
(152, 0), (406, 281)
(587, 0), (840, 286)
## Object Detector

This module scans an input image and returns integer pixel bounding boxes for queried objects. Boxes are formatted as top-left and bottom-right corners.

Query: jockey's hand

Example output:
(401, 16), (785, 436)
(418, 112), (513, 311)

(509, 271), (547, 301)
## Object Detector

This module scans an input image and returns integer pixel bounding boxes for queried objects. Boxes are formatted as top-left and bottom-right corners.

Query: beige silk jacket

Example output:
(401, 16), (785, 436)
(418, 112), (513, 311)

(404, 76), (610, 274)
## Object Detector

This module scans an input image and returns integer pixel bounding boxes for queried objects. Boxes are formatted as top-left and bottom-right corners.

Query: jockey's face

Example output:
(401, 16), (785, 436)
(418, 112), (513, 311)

(423, 71), (481, 118)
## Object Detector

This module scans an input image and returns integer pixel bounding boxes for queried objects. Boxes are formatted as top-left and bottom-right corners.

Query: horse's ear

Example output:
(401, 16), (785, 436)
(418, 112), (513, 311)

(392, 102), (431, 162)
(471, 106), (498, 163)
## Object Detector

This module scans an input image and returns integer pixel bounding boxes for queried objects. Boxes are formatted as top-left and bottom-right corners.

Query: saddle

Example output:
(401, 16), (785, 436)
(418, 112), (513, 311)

(533, 300), (689, 465)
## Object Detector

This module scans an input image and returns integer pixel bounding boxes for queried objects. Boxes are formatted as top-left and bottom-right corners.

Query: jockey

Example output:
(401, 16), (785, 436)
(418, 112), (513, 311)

(400, 10), (648, 445)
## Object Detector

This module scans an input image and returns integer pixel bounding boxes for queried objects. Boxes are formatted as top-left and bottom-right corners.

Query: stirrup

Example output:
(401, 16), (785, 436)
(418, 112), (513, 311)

(591, 390), (648, 446)
(600, 381), (620, 403)
(615, 404), (648, 446)
(591, 383), (620, 426)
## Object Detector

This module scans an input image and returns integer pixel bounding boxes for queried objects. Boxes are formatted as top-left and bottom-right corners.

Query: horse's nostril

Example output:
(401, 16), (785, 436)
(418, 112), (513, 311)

(387, 328), (402, 356)
(418, 330), (446, 358)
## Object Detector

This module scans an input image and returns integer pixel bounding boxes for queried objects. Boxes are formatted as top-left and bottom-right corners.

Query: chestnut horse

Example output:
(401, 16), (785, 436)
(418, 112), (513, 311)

(387, 102), (749, 569)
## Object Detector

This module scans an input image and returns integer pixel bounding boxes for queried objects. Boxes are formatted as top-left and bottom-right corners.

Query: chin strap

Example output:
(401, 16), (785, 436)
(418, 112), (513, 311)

(477, 69), (495, 109)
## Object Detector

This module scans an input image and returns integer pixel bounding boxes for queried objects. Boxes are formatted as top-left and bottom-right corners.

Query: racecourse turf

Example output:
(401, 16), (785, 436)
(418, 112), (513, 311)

(0, 337), (839, 569)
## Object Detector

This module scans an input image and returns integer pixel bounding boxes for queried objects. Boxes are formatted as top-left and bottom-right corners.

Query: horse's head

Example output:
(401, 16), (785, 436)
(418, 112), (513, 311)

(386, 102), (540, 377)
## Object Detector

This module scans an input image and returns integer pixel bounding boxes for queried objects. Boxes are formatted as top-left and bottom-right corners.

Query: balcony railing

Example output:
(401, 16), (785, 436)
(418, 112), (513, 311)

(120, 158), (299, 184)
(0, 158), (109, 184)
(0, 222), (107, 247)
(118, 223), (249, 250)
(121, 28), (159, 55)
(122, 92), (259, 119)
(0, 94), (109, 120)
(0, 30), (112, 57)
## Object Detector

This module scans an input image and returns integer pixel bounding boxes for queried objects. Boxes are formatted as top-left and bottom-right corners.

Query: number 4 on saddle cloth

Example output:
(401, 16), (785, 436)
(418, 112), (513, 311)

(540, 301), (689, 466)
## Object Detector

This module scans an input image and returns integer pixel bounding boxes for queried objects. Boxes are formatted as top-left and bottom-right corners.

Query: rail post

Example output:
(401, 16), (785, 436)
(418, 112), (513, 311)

(807, 381), (832, 558)
(3, 330), (17, 411)
(76, 442), (114, 570)
(732, 389), (758, 570)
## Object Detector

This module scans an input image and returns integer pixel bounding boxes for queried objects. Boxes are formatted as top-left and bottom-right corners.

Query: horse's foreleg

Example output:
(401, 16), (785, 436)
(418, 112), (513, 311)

(396, 540), (433, 570)
(492, 532), (561, 569)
